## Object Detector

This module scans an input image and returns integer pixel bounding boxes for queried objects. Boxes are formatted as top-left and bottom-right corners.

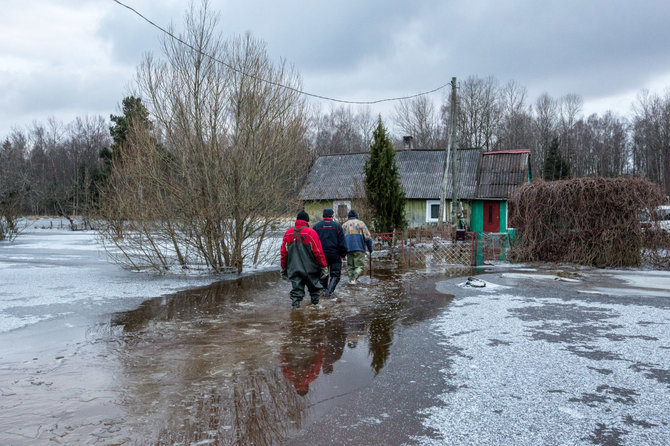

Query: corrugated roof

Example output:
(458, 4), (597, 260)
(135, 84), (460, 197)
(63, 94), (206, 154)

(476, 151), (531, 198)
(297, 153), (368, 200)
(299, 148), (529, 201)
(299, 149), (483, 200)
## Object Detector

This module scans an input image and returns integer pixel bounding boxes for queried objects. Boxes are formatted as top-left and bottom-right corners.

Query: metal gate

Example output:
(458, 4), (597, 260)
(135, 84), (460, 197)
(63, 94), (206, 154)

(478, 232), (511, 264)
(407, 229), (476, 267)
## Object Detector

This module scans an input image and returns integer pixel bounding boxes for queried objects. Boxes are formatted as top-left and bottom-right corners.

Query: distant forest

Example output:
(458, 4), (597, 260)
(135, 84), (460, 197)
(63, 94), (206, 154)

(1, 74), (669, 226)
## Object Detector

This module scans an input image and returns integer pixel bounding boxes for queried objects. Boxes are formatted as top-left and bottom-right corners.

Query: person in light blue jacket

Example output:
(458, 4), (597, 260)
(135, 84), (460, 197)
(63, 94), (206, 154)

(341, 210), (373, 283)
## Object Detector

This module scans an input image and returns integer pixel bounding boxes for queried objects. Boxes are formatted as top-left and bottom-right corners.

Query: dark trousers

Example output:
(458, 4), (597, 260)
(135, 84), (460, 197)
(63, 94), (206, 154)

(320, 260), (342, 289)
(290, 273), (323, 306)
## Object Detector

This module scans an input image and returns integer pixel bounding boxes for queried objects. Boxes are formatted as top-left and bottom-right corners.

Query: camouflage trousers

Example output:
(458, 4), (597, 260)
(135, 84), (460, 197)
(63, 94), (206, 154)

(346, 251), (366, 280)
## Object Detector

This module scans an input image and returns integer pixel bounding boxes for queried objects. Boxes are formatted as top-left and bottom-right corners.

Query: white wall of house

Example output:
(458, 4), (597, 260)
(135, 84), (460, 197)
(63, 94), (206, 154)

(333, 200), (351, 220)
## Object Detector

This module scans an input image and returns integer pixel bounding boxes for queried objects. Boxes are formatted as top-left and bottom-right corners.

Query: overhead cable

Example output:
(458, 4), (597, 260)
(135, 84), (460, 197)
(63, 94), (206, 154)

(111, 0), (450, 105)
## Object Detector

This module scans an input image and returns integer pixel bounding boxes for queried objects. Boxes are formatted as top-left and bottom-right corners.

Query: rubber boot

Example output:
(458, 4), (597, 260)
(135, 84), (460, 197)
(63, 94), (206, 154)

(319, 277), (328, 298)
(325, 277), (340, 297)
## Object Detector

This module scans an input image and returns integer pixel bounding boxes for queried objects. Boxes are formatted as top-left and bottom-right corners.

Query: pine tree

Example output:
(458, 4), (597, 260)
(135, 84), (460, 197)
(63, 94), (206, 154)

(100, 96), (153, 172)
(542, 137), (571, 180)
(364, 117), (406, 232)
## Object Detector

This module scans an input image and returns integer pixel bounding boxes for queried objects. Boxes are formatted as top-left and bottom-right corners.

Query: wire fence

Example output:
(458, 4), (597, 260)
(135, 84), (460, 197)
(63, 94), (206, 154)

(362, 230), (512, 278)
(369, 232), (405, 262)
(366, 232), (405, 277)
(406, 229), (477, 267)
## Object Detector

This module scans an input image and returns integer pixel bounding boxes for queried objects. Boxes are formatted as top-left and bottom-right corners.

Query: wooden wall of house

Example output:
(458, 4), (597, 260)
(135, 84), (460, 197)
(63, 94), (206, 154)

(471, 201), (484, 233)
(405, 200), (473, 229)
(453, 201), (473, 229)
(302, 200), (332, 224)
(471, 200), (507, 233)
(500, 201), (508, 232)
(405, 200), (426, 228)
(304, 199), (477, 230)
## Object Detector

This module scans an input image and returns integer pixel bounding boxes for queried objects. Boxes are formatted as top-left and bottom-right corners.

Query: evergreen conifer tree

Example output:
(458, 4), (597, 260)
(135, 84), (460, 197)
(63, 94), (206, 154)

(100, 96), (153, 172)
(364, 117), (406, 232)
(542, 137), (571, 180)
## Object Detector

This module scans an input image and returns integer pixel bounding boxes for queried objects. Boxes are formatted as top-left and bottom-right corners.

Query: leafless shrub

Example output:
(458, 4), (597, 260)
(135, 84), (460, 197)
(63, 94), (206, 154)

(0, 134), (30, 241)
(98, 2), (308, 273)
(508, 177), (669, 267)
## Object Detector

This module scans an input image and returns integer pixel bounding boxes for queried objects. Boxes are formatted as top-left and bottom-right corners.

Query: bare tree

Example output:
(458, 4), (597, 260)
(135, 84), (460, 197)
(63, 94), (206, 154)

(23, 117), (108, 228)
(0, 132), (30, 240)
(312, 105), (374, 155)
(576, 112), (629, 177)
(532, 93), (559, 175)
(450, 75), (500, 150)
(497, 80), (534, 151)
(99, 1), (309, 273)
(392, 95), (443, 150)
(558, 93), (583, 170)
(631, 89), (670, 195)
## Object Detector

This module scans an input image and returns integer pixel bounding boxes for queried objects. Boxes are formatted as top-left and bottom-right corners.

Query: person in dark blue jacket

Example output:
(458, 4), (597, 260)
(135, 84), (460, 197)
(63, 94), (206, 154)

(312, 208), (347, 297)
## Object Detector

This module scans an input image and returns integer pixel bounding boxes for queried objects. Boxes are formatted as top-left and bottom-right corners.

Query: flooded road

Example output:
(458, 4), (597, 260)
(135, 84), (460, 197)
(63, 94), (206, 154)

(0, 265), (464, 444)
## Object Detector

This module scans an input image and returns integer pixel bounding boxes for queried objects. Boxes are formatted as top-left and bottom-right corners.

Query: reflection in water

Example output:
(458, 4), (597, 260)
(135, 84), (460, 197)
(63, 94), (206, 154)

(368, 306), (396, 374)
(154, 369), (306, 445)
(111, 271), (280, 331)
(280, 311), (327, 396)
(102, 267), (455, 443)
(322, 317), (346, 375)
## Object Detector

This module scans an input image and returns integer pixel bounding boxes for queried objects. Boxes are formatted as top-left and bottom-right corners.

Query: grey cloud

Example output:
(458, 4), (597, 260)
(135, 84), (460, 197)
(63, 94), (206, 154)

(4, 0), (670, 136)
(418, 1), (670, 99)
(1, 67), (127, 122)
(97, 3), (180, 66)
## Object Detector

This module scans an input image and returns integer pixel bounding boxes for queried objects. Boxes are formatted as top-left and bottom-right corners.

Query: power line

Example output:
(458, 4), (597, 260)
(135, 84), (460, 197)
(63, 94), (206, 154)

(111, 0), (450, 105)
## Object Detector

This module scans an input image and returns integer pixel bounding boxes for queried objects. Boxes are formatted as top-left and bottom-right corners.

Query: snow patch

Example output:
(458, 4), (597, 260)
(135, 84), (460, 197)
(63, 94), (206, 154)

(501, 272), (580, 282)
(414, 290), (670, 445)
(459, 279), (510, 292)
(0, 226), (226, 334)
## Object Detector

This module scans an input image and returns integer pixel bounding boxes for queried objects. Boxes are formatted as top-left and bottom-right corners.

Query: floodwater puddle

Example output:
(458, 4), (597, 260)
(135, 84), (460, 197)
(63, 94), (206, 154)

(0, 265), (468, 444)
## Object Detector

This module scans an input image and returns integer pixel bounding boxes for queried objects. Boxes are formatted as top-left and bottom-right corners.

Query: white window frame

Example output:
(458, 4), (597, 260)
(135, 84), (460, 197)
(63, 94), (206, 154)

(425, 200), (446, 223)
(333, 200), (351, 220)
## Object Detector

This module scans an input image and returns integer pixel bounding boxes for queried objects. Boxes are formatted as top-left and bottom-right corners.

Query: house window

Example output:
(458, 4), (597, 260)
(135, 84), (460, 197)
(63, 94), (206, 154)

(430, 203), (440, 219)
(425, 200), (446, 223)
(337, 204), (348, 219)
(333, 200), (351, 220)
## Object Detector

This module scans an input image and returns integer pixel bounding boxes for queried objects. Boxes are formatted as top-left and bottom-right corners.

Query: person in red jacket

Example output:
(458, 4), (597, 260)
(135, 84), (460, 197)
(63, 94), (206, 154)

(280, 211), (329, 308)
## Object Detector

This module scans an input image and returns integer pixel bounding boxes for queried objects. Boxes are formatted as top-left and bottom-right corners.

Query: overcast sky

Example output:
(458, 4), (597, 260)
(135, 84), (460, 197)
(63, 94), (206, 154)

(2, 0), (670, 138)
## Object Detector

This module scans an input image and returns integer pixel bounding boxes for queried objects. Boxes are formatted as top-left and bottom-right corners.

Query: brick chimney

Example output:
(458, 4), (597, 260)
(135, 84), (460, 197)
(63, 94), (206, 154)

(403, 135), (414, 150)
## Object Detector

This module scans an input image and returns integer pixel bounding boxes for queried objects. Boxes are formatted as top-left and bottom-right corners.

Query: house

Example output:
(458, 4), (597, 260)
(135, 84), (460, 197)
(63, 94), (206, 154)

(298, 148), (531, 234)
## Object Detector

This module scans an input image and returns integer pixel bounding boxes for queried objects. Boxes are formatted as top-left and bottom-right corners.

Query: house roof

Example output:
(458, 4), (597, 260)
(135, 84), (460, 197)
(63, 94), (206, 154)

(476, 150), (531, 198)
(298, 148), (530, 201)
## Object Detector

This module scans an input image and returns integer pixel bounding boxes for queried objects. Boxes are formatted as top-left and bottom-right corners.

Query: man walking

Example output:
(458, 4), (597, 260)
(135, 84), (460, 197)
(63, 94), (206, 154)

(281, 211), (329, 308)
(313, 208), (347, 297)
(341, 209), (373, 283)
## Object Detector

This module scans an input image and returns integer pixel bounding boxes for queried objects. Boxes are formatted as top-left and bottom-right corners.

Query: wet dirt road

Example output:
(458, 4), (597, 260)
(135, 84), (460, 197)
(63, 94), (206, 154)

(0, 264), (463, 444)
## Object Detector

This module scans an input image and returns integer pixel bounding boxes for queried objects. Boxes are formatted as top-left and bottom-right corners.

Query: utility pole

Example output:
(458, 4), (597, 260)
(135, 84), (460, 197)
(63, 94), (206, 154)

(439, 77), (457, 229)
(450, 79), (460, 228)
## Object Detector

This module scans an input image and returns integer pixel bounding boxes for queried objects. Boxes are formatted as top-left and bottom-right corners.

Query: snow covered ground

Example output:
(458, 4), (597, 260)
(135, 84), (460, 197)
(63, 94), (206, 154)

(0, 219), (244, 335)
(415, 269), (670, 445)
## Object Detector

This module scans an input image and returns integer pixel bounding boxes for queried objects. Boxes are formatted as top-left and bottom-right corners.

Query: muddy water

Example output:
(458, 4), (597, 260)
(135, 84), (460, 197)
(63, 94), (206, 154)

(0, 265), (467, 444)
